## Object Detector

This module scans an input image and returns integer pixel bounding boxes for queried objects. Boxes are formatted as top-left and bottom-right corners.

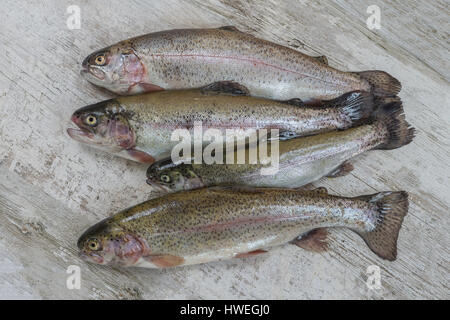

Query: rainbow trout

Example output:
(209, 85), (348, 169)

(67, 82), (376, 164)
(81, 26), (401, 100)
(146, 101), (415, 192)
(77, 187), (409, 268)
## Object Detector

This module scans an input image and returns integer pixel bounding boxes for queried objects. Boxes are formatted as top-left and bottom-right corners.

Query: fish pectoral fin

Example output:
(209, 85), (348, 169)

(127, 149), (155, 164)
(143, 254), (185, 268)
(235, 249), (267, 259)
(127, 82), (165, 95)
(201, 81), (250, 96)
(277, 130), (300, 141)
(291, 228), (329, 252)
(185, 177), (204, 190)
(326, 162), (354, 178)
(218, 26), (243, 33)
(313, 55), (328, 65)
(138, 82), (165, 92)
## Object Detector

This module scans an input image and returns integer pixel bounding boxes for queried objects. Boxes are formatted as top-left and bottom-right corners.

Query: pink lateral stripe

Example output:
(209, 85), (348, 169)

(149, 53), (355, 88)
(156, 214), (308, 236)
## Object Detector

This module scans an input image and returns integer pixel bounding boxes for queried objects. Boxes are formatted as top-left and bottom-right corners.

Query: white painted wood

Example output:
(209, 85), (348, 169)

(0, 0), (448, 299)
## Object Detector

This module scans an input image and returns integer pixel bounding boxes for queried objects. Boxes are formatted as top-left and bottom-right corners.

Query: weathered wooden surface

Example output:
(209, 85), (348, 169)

(0, 0), (448, 299)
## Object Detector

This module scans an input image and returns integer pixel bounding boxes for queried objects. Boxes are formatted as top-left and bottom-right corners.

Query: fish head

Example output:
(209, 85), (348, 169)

(67, 100), (136, 155)
(81, 41), (146, 95)
(77, 218), (148, 266)
(146, 159), (205, 193)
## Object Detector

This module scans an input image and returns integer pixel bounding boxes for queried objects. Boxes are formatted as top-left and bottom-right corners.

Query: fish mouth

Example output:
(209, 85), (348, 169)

(79, 251), (104, 264)
(67, 127), (95, 143)
(67, 113), (97, 143)
(81, 55), (90, 69)
(80, 66), (105, 82)
(146, 179), (172, 193)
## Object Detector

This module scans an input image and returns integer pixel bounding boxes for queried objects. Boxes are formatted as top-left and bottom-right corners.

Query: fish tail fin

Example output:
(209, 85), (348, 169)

(373, 95), (402, 106)
(355, 191), (409, 261)
(354, 70), (402, 96)
(323, 91), (376, 126)
(373, 100), (415, 150)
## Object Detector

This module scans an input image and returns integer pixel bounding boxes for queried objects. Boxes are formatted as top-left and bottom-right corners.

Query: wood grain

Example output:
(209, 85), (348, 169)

(0, 0), (448, 299)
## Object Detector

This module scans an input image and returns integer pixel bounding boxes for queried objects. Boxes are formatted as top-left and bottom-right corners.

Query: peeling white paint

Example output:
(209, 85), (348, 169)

(0, 0), (448, 299)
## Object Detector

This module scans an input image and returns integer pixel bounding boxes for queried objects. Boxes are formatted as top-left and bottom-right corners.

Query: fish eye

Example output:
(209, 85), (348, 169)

(94, 54), (106, 66)
(86, 238), (100, 251)
(160, 174), (171, 183)
(85, 114), (98, 126)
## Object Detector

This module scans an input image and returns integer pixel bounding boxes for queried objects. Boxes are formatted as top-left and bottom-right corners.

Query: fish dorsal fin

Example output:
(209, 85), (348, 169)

(201, 81), (250, 96)
(295, 185), (328, 194)
(313, 55), (328, 65)
(207, 185), (265, 194)
(279, 98), (304, 107)
(300, 187), (328, 195)
(218, 26), (242, 33)
(313, 187), (328, 194)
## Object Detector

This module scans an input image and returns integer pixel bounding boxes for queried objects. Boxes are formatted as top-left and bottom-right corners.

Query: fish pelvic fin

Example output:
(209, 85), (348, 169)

(292, 228), (329, 252)
(235, 249), (267, 259)
(326, 91), (375, 126)
(355, 191), (409, 261)
(313, 55), (328, 65)
(201, 81), (250, 96)
(353, 70), (401, 96)
(374, 101), (415, 150)
(218, 26), (243, 33)
(326, 161), (354, 178)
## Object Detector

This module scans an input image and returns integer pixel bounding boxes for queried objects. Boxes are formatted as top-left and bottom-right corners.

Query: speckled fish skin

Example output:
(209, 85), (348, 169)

(147, 100), (415, 191)
(67, 86), (375, 163)
(77, 187), (409, 268)
(81, 27), (400, 99)
(149, 123), (383, 190)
